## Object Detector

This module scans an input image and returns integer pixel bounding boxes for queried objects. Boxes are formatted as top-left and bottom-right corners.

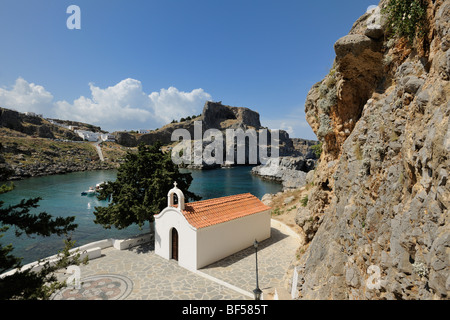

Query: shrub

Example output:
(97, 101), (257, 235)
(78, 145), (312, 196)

(382, 0), (427, 44)
(311, 142), (323, 158)
(300, 195), (308, 207)
(272, 208), (282, 216)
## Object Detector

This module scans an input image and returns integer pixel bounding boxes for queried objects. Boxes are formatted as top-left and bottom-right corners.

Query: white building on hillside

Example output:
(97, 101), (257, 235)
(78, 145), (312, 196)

(75, 130), (100, 142)
(101, 134), (116, 142)
(24, 112), (43, 118)
(154, 183), (272, 271)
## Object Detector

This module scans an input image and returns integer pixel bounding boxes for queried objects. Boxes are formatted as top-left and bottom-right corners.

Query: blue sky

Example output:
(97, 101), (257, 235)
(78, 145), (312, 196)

(0, 0), (378, 139)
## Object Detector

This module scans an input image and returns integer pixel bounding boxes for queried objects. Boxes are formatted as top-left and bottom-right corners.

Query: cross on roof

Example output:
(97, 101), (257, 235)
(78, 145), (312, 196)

(174, 181), (178, 188)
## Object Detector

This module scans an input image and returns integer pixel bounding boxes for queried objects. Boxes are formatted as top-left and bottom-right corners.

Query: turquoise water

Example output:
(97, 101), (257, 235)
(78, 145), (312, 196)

(0, 167), (281, 265)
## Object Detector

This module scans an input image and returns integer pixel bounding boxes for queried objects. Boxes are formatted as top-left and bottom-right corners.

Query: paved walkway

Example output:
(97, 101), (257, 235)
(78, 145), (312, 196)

(52, 221), (300, 300)
(93, 141), (104, 162)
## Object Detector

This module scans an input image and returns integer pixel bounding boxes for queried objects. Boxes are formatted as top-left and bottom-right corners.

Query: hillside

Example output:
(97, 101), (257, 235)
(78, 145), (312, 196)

(292, 0), (449, 299)
(0, 107), (104, 140)
(0, 109), (126, 180)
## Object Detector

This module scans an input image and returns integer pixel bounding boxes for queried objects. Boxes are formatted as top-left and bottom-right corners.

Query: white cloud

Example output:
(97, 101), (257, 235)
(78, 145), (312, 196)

(0, 77), (54, 115)
(0, 77), (212, 132)
(54, 79), (155, 131)
(55, 79), (211, 132)
(150, 87), (211, 124)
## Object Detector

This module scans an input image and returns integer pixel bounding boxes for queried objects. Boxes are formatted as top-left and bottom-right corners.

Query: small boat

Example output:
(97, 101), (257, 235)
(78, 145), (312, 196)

(81, 186), (97, 196)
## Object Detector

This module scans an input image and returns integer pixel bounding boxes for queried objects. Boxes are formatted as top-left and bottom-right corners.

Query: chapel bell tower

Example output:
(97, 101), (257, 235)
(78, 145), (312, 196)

(167, 182), (185, 211)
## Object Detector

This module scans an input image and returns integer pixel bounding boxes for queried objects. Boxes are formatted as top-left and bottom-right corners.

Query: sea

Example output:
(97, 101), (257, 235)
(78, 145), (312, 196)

(0, 166), (282, 266)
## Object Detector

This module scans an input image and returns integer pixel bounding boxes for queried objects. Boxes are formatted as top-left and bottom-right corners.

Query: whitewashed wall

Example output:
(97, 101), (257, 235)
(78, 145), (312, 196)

(154, 207), (197, 270)
(196, 210), (271, 269)
(155, 207), (271, 271)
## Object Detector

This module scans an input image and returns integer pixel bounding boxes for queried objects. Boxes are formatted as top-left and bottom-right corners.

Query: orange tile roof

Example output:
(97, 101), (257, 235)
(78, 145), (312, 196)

(181, 193), (271, 229)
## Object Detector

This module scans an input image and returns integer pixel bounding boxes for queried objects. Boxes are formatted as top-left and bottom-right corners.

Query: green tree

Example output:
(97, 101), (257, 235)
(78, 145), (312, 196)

(0, 166), (85, 300)
(94, 142), (201, 231)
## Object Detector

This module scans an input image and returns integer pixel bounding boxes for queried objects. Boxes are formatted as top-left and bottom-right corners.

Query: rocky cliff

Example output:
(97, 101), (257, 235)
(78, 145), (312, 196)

(116, 101), (275, 148)
(294, 0), (449, 299)
(124, 101), (308, 168)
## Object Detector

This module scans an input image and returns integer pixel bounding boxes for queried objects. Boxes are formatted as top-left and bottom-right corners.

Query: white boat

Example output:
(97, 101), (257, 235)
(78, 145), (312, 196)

(81, 186), (96, 196)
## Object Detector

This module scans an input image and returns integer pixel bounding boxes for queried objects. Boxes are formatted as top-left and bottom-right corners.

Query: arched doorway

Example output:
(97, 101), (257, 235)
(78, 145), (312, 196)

(171, 228), (179, 261)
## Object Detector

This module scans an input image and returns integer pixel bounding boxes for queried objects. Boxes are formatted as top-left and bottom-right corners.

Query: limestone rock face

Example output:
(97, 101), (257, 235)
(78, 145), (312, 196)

(202, 101), (262, 130)
(296, 0), (450, 300)
(115, 132), (137, 147)
(0, 108), (24, 132)
(122, 101), (313, 167)
(115, 101), (264, 148)
(251, 156), (315, 190)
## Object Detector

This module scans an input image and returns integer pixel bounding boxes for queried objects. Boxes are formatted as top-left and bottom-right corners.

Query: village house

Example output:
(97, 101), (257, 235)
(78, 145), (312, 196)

(101, 133), (116, 142)
(75, 130), (100, 142)
(154, 183), (272, 271)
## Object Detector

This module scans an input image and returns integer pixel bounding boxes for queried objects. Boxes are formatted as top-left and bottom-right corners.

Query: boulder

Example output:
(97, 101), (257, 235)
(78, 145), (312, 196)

(115, 132), (137, 147)
(334, 34), (380, 60)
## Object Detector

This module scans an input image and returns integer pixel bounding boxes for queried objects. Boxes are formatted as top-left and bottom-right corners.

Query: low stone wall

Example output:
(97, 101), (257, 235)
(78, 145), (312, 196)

(0, 233), (153, 278)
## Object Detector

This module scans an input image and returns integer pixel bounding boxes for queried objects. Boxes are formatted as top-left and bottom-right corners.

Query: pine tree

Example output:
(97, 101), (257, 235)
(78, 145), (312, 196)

(0, 166), (85, 300)
(93, 142), (201, 230)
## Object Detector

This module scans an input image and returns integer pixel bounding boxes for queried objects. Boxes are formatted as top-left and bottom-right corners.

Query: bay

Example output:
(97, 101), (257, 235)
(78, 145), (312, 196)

(0, 166), (281, 266)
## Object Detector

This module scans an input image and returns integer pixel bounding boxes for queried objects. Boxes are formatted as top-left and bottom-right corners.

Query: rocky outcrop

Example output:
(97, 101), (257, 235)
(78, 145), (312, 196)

(291, 138), (320, 159)
(115, 132), (137, 147)
(0, 108), (24, 132)
(116, 101), (264, 148)
(251, 156), (316, 190)
(294, 0), (449, 300)
(125, 101), (302, 168)
(251, 138), (320, 190)
(202, 101), (262, 130)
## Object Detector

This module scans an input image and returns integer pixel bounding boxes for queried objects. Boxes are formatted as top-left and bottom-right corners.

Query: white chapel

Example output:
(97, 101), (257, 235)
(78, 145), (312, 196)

(154, 182), (272, 271)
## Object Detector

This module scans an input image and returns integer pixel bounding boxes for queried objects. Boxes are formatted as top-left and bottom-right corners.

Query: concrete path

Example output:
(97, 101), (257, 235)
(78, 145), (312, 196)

(92, 141), (104, 162)
(52, 221), (300, 300)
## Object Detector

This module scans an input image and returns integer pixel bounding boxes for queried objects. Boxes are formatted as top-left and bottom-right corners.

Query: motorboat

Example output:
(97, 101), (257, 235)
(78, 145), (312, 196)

(81, 186), (96, 196)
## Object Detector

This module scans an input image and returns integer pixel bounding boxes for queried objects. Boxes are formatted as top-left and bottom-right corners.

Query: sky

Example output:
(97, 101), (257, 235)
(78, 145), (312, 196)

(0, 0), (379, 140)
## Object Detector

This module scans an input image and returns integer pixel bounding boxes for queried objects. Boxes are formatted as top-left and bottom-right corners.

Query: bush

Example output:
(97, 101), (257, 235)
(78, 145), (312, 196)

(382, 0), (427, 44)
(311, 142), (323, 158)
(300, 195), (309, 207)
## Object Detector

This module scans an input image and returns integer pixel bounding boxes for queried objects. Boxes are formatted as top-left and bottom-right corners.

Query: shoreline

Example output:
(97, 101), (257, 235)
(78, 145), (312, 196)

(4, 162), (118, 181)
